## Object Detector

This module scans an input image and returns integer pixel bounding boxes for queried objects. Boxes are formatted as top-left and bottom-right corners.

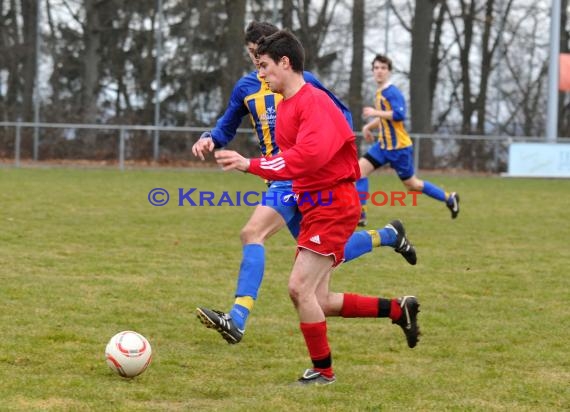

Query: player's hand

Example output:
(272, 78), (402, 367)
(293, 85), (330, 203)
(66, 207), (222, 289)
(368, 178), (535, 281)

(214, 150), (250, 172)
(362, 106), (377, 118)
(192, 132), (215, 160)
(362, 127), (375, 143)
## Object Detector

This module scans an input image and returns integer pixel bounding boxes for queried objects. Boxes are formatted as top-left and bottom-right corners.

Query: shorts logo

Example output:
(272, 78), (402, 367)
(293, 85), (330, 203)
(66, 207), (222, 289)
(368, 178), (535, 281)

(309, 235), (321, 245)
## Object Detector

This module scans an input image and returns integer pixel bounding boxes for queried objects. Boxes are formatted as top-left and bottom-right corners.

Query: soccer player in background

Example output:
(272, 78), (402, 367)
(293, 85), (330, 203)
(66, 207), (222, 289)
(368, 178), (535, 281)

(214, 29), (420, 385)
(356, 54), (460, 226)
(193, 22), (416, 346)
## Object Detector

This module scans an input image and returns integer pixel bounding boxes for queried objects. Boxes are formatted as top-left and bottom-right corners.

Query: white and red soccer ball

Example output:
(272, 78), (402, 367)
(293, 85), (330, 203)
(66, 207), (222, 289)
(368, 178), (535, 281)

(105, 331), (152, 378)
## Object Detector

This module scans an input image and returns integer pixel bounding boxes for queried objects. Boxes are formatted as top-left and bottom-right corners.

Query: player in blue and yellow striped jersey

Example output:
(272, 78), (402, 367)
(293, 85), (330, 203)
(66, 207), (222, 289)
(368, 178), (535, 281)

(356, 54), (460, 226)
(193, 22), (417, 346)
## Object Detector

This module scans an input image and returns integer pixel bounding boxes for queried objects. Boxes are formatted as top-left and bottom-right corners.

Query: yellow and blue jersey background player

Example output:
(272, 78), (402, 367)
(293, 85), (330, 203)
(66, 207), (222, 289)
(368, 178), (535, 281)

(208, 69), (353, 238)
(210, 70), (352, 157)
(374, 85), (413, 151)
(193, 24), (415, 343)
(356, 54), (460, 227)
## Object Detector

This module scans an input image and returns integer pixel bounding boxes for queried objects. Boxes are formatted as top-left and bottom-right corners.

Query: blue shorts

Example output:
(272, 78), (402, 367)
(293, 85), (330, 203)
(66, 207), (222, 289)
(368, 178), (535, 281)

(364, 144), (415, 180)
(263, 180), (301, 239)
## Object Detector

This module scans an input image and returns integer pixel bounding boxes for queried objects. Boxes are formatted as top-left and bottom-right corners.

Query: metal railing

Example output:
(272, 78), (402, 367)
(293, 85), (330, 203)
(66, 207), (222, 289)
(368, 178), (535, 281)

(2, 121), (569, 173)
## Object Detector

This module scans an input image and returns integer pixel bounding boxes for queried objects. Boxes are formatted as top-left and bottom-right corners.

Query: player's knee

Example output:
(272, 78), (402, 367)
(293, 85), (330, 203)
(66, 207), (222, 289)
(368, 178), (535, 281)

(240, 224), (262, 244)
(287, 278), (308, 307)
(403, 178), (421, 191)
(288, 281), (300, 305)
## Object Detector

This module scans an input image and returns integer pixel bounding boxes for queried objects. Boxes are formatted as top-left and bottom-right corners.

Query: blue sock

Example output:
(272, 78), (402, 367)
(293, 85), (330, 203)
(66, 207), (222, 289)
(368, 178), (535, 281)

(229, 304), (250, 331)
(355, 177), (369, 206)
(378, 227), (397, 247)
(344, 231), (373, 262)
(230, 244), (264, 330)
(422, 181), (446, 202)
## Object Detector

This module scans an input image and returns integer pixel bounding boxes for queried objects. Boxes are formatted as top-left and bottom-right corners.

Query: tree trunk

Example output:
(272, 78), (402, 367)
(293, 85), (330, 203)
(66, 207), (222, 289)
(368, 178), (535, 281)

(410, 0), (436, 134)
(475, 0), (495, 135)
(5, 0), (21, 120)
(20, 0), (37, 122)
(81, 0), (101, 123)
(459, 1), (475, 135)
(221, 0), (246, 108)
(430, 2), (445, 114)
(282, 0), (293, 29)
(348, 0), (365, 132)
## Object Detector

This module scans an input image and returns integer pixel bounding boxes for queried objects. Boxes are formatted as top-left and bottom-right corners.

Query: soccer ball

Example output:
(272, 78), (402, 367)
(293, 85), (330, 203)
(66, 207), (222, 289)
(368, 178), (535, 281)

(105, 331), (152, 378)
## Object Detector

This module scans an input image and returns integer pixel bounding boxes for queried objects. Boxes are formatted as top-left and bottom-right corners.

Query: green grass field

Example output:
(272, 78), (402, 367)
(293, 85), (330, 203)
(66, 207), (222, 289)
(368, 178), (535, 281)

(1, 168), (569, 411)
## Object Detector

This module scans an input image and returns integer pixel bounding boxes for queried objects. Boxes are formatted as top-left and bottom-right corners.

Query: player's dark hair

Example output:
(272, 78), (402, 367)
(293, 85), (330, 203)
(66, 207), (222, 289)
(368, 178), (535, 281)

(256, 29), (304, 73)
(372, 54), (392, 71)
(244, 21), (279, 44)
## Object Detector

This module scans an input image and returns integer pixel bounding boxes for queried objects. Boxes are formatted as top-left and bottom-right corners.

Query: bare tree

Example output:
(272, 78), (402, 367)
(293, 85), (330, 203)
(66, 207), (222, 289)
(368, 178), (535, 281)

(1, 0), (24, 121)
(293, 0), (340, 72)
(220, 0), (247, 112)
(20, 0), (38, 122)
(3, 0), (564, 165)
(348, 0), (365, 131)
(493, 2), (549, 137)
(282, 0), (294, 29)
(408, 0), (443, 169)
(409, 0), (437, 134)
(81, 0), (105, 124)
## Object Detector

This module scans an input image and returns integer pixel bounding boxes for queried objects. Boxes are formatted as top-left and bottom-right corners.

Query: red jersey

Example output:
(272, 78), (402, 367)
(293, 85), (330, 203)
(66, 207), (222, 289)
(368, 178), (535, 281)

(248, 83), (360, 193)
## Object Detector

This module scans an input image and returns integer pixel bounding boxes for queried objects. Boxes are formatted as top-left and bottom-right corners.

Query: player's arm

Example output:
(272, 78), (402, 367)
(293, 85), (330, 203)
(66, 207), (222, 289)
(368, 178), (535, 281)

(364, 86), (407, 122)
(386, 87), (407, 121)
(218, 99), (348, 179)
(192, 81), (249, 160)
(362, 106), (393, 121)
(247, 138), (335, 180)
(192, 133), (216, 161)
(215, 139), (334, 180)
(361, 116), (381, 143)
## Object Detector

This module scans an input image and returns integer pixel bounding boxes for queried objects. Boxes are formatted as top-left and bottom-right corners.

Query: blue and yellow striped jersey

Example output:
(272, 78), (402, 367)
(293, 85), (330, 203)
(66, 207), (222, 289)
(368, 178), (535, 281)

(375, 84), (412, 150)
(210, 71), (353, 156)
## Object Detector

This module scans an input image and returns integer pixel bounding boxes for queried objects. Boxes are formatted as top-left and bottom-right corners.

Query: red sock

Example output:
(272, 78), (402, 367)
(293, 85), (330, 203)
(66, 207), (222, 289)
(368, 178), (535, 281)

(340, 293), (379, 318)
(390, 299), (402, 321)
(300, 321), (333, 378)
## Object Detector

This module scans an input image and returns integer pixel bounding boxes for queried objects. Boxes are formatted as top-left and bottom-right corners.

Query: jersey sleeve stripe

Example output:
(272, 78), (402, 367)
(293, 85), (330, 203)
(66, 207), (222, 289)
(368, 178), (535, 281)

(260, 157), (286, 171)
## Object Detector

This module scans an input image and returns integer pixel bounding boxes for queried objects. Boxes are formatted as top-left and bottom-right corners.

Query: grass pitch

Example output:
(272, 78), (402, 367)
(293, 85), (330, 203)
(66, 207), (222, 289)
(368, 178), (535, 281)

(0, 168), (569, 411)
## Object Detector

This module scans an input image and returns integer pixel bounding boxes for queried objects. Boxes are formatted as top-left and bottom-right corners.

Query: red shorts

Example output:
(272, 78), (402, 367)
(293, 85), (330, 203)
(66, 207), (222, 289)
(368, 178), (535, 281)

(296, 181), (360, 266)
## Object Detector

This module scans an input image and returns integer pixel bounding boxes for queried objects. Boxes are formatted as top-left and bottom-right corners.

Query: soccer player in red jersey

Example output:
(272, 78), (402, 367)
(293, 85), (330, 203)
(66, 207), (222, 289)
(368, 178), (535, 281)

(215, 30), (420, 385)
(194, 22), (417, 347)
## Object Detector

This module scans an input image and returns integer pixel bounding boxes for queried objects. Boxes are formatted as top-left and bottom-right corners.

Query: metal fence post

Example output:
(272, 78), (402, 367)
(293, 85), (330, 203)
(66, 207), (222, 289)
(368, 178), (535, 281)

(153, 0), (163, 162)
(494, 137), (500, 173)
(15, 123), (21, 168)
(119, 128), (125, 171)
(414, 134), (420, 172)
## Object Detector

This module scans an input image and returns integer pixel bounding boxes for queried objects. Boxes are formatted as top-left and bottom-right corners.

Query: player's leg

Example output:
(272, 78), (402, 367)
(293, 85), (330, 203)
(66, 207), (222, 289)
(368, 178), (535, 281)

(283, 190), (414, 266)
(396, 147), (460, 218)
(197, 182), (297, 343)
(196, 204), (287, 344)
(344, 219), (417, 265)
(230, 182), (301, 329)
(289, 249), (337, 385)
(230, 204), (286, 328)
(402, 174), (460, 218)
(292, 182), (359, 385)
(313, 269), (421, 349)
(348, 147), (417, 264)
(355, 143), (386, 227)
